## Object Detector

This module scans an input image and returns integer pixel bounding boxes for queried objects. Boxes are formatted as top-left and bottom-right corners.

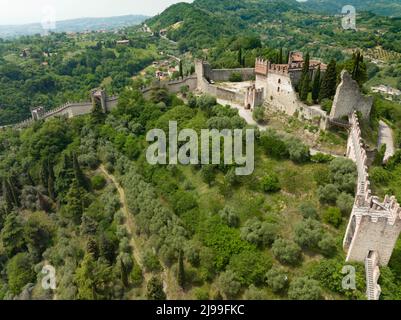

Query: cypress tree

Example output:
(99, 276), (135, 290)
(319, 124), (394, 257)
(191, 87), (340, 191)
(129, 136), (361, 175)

(47, 159), (56, 200)
(299, 52), (310, 101)
(238, 46), (242, 67)
(319, 59), (337, 101)
(312, 66), (321, 103)
(73, 152), (86, 189)
(177, 250), (185, 288)
(279, 47), (283, 64)
(2, 178), (13, 211)
(179, 60), (183, 79)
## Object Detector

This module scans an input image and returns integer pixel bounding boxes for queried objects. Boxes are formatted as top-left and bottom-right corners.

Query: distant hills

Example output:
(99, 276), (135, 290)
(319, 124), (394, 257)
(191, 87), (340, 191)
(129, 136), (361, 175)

(298, 0), (401, 17)
(0, 15), (148, 38)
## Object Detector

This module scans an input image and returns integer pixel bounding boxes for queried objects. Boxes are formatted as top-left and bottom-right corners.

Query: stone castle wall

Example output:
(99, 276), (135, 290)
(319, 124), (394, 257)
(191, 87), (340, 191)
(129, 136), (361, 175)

(331, 70), (373, 120)
(344, 112), (401, 266)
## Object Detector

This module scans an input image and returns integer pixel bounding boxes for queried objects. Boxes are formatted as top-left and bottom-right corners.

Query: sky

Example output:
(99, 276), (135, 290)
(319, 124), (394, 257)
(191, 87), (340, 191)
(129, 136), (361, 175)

(0, 0), (192, 25)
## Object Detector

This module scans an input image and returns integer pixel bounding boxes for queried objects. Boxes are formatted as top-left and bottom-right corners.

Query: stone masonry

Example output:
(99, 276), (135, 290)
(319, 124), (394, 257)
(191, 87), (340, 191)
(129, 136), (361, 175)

(344, 112), (401, 299)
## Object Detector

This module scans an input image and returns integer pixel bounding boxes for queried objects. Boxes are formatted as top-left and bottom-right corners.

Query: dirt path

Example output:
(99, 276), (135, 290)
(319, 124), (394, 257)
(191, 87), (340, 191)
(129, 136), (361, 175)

(99, 166), (156, 294)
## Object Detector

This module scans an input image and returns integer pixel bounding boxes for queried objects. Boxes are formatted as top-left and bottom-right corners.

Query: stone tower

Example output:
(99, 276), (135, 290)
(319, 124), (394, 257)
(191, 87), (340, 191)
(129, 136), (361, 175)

(343, 112), (401, 300)
(91, 89), (107, 113)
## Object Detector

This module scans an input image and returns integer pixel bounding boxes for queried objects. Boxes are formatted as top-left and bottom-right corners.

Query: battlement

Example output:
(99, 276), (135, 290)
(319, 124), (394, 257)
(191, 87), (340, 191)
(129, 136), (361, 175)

(348, 112), (401, 223)
(268, 63), (289, 75)
(255, 58), (269, 76)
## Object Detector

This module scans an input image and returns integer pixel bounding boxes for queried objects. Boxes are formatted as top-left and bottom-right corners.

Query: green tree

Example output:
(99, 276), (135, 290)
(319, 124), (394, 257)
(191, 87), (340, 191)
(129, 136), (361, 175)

(323, 207), (342, 228)
(319, 59), (337, 101)
(6, 252), (35, 295)
(299, 52), (310, 101)
(312, 66), (321, 103)
(288, 277), (322, 300)
(147, 276), (166, 300)
(177, 250), (185, 288)
(1, 212), (26, 257)
(272, 239), (302, 266)
(266, 266), (288, 293)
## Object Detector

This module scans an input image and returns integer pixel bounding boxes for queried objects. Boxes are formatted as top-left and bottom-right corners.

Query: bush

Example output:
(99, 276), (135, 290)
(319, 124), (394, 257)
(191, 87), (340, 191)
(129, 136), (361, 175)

(299, 202), (319, 219)
(193, 287), (209, 300)
(6, 253), (35, 295)
(227, 251), (272, 286)
(284, 138), (310, 163)
(216, 270), (241, 299)
(288, 277), (322, 300)
(311, 153), (334, 163)
(260, 132), (288, 159)
(318, 184), (339, 204)
(243, 285), (267, 300)
(219, 206), (240, 228)
(253, 106), (265, 123)
(91, 175), (107, 190)
(240, 218), (278, 247)
(323, 207), (342, 228)
(260, 174), (281, 193)
(370, 167), (392, 185)
(336, 192), (354, 214)
(229, 72), (243, 82)
(272, 239), (302, 266)
(142, 250), (162, 273)
(172, 191), (198, 215)
(294, 219), (323, 249)
(266, 266), (288, 293)
(318, 235), (337, 257)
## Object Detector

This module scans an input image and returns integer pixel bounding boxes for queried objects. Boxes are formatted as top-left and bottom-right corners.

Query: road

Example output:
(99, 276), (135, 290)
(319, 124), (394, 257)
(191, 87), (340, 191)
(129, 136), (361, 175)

(378, 120), (395, 163)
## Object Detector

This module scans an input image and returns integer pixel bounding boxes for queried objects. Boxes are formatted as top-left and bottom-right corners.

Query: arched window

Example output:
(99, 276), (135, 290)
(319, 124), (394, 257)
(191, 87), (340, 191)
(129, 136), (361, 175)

(277, 87), (280, 92)
(278, 79), (281, 84)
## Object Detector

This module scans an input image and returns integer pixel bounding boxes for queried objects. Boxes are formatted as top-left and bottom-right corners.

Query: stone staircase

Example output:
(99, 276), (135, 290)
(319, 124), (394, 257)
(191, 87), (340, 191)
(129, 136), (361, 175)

(365, 251), (381, 300)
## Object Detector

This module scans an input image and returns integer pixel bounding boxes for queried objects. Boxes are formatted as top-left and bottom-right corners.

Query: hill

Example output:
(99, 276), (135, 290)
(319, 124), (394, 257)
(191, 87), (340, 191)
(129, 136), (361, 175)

(0, 15), (148, 39)
(298, 0), (401, 17)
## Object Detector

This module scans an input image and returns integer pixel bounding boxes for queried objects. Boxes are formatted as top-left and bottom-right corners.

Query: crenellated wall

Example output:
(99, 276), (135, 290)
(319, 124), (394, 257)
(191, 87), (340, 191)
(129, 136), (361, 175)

(344, 112), (401, 267)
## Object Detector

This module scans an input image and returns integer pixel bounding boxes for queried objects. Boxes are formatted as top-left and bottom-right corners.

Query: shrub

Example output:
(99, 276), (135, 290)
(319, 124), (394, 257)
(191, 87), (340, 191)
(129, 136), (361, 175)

(142, 250), (162, 273)
(260, 132), (288, 159)
(294, 219), (323, 249)
(266, 266), (288, 293)
(193, 287), (210, 300)
(288, 277), (322, 300)
(299, 202), (319, 219)
(253, 106), (265, 123)
(323, 207), (342, 228)
(172, 191), (198, 215)
(311, 153), (334, 163)
(336, 192), (354, 214)
(219, 206), (240, 228)
(284, 137), (310, 163)
(229, 72), (243, 82)
(318, 235), (337, 257)
(243, 285), (267, 300)
(260, 174), (281, 193)
(6, 253), (35, 295)
(240, 218), (278, 247)
(318, 184), (339, 204)
(272, 239), (302, 266)
(227, 251), (272, 286)
(216, 270), (241, 299)
(91, 175), (107, 190)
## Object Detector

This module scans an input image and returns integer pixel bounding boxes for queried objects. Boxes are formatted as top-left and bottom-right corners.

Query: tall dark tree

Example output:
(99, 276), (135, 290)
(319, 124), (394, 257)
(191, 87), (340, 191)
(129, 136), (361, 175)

(179, 60), (184, 79)
(299, 52), (310, 101)
(319, 59), (337, 101)
(177, 250), (185, 288)
(91, 100), (105, 125)
(1, 212), (26, 257)
(279, 47), (283, 64)
(73, 152), (87, 189)
(146, 276), (166, 300)
(312, 66), (321, 103)
(352, 51), (367, 86)
(238, 47), (243, 67)
(47, 160), (56, 200)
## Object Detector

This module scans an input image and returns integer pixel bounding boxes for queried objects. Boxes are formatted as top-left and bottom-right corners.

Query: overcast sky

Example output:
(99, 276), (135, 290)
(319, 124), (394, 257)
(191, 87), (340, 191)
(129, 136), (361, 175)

(0, 0), (192, 25)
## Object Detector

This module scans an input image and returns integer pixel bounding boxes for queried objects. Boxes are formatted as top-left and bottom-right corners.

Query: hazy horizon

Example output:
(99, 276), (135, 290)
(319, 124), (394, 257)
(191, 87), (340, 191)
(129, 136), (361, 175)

(0, 0), (192, 26)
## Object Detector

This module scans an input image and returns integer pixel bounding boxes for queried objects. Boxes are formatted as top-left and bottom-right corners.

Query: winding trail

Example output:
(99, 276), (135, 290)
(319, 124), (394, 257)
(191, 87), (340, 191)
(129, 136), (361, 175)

(99, 165), (188, 299)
